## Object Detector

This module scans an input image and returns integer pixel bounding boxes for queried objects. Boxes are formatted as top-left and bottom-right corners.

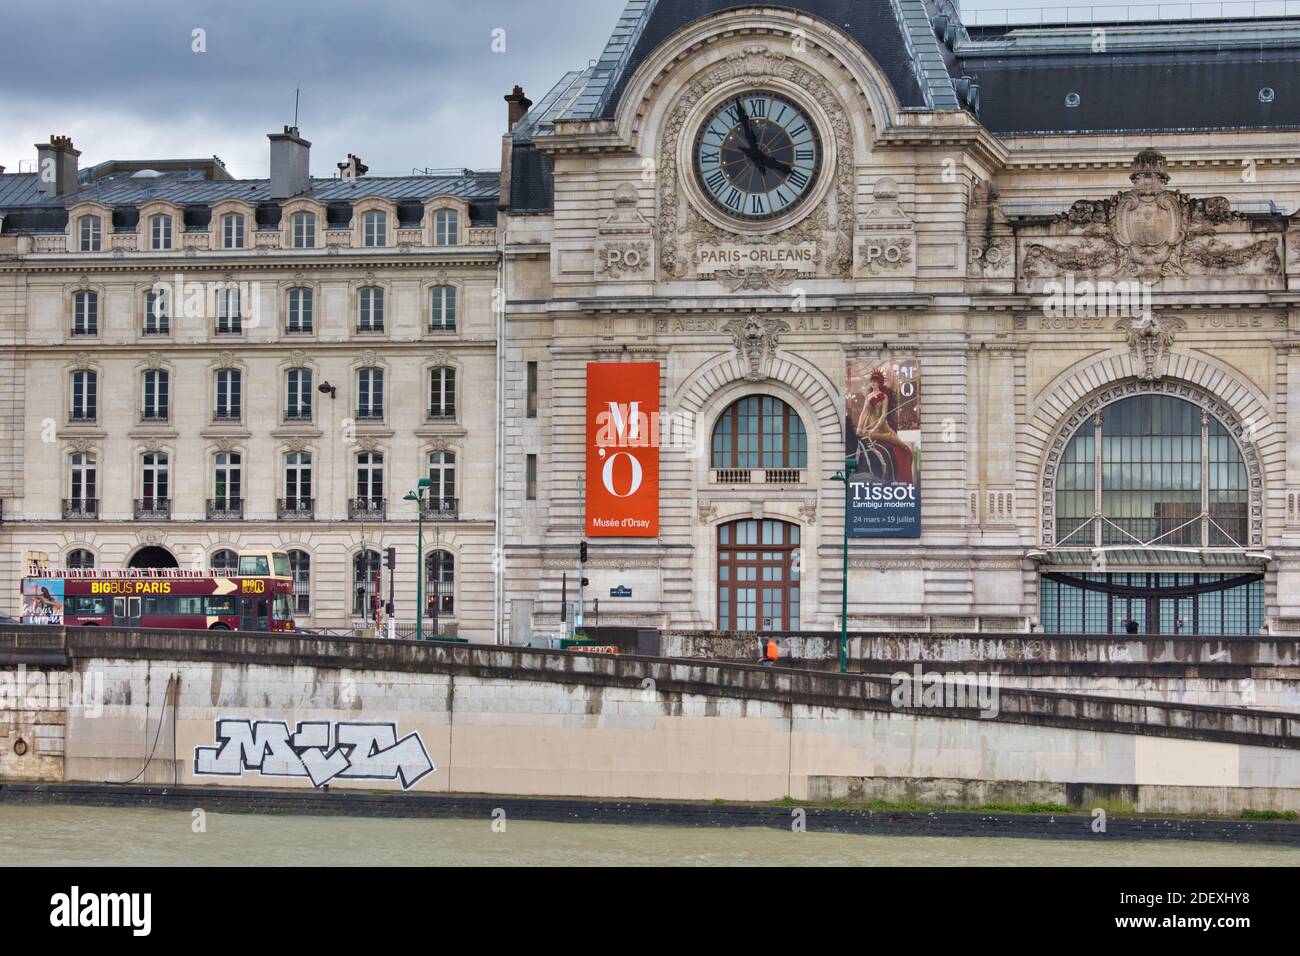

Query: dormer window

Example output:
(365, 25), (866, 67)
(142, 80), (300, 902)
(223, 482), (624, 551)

(222, 213), (245, 249)
(363, 210), (387, 247)
(434, 209), (458, 246)
(78, 215), (102, 252)
(150, 214), (173, 250)
(292, 212), (316, 248)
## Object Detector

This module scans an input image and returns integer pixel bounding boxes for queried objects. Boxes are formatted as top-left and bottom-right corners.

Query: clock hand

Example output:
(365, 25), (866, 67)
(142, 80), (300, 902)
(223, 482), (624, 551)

(734, 97), (759, 151)
(763, 155), (794, 176)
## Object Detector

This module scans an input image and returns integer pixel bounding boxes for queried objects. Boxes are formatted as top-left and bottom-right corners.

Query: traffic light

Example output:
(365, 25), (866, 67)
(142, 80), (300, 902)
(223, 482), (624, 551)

(581, 578), (589, 587)
(579, 540), (588, 564)
(384, 547), (396, 570)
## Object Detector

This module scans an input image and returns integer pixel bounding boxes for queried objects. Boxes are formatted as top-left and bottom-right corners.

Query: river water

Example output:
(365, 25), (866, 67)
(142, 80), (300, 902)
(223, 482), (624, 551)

(2, 805), (1299, 866)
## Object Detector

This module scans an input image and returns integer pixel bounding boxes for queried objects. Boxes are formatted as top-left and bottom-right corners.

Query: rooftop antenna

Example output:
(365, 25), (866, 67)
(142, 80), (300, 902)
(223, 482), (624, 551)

(293, 85), (301, 129)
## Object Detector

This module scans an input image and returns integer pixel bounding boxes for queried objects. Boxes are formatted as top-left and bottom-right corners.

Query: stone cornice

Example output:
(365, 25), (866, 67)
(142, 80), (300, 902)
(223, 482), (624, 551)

(0, 251), (499, 275)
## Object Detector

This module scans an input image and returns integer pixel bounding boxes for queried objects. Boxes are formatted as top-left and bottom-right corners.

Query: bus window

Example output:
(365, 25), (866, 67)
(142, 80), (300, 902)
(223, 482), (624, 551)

(274, 594), (294, 621)
(178, 596), (204, 615)
(273, 553), (291, 578)
(239, 555), (271, 576)
(68, 595), (111, 616)
(205, 595), (236, 615)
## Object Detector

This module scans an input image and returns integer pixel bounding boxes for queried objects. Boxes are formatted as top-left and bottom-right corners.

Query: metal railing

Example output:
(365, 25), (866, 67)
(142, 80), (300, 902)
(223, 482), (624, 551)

(421, 497), (459, 519)
(348, 496), (386, 520)
(206, 497), (244, 520)
(277, 497), (315, 519)
(62, 498), (98, 520)
(133, 497), (171, 520)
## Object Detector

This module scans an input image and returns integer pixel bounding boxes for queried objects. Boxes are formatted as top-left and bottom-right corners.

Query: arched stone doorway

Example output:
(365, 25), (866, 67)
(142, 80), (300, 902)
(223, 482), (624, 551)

(717, 518), (800, 632)
(128, 545), (178, 569)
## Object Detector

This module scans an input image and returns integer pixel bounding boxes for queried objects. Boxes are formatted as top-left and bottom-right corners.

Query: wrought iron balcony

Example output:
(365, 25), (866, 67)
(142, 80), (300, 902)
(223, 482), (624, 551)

(283, 408), (313, 423)
(133, 497), (171, 520)
(140, 410), (169, 423)
(354, 408), (384, 421)
(212, 410), (242, 423)
(427, 408), (457, 421)
(206, 497), (244, 520)
(421, 496), (459, 519)
(62, 498), (99, 520)
(348, 496), (386, 520)
(277, 497), (315, 519)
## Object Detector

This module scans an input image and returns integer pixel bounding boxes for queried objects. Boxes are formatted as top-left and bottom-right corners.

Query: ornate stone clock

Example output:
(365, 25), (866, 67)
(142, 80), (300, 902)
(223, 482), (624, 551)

(691, 89), (823, 225)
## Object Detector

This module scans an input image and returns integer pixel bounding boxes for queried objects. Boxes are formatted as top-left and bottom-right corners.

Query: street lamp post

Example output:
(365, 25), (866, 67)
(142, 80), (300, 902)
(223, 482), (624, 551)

(403, 478), (432, 642)
(831, 453), (860, 674)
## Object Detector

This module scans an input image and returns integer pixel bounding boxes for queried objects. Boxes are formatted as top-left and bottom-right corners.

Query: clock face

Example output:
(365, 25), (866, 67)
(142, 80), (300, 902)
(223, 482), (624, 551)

(692, 90), (823, 223)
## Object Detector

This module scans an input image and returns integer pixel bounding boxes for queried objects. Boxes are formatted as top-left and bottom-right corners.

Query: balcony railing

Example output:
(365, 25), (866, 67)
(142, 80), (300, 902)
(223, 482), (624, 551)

(206, 497), (244, 520)
(427, 409), (457, 421)
(283, 409), (313, 423)
(349, 496), (386, 520)
(212, 410), (242, 423)
(709, 468), (804, 485)
(354, 408), (384, 421)
(421, 497), (459, 519)
(140, 411), (169, 423)
(277, 497), (315, 519)
(133, 497), (171, 520)
(62, 498), (99, 520)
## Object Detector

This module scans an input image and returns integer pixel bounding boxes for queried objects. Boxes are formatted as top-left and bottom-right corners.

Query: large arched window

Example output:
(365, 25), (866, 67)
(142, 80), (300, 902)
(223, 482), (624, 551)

(288, 549), (311, 614)
(66, 548), (95, 570)
(211, 549), (238, 575)
(710, 396), (807, 475)
(425, 550), (454, 620)
(353, 549), (381, 617)
(1055, 395), (1248, 549)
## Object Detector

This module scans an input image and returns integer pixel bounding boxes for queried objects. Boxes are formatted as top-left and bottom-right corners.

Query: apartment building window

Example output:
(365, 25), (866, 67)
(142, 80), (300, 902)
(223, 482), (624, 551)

(430, 285), (456, 331)
(429, 367), (456, 419)
(215, 368), (242, 420)
(434, 209), (458, 246)
(70, 370), (97, 421)
(216, 287), (243, 334)
(222, 213), (245, 249)
(526, 361), (538, 418)
(363, 210), (387, 247)
(213, 453), (242, 507)
(284, 452), (313, 511)
(144, 289), (170, 335)
(286, 368), (313, 420)
(357, 286), (384, 332)
(142, 369), (169, 421)
(286, 287), (313, 333)
(66, 548), (95, 570)
(526, 454), (538, 500)
(355, 452), (384, 505)
(150, 214), (172, 250)
(428, 451), (456, 513)
(288, 549), (311, 614)
(356, 367), (383, 419)
(141, 452), (169, 506)
(69, 453), (97, 508)
(73, 291), (98, 335)
(211, 549), (238, 576)
(79, 216), (102, 252)
(292, 212), (316, 249)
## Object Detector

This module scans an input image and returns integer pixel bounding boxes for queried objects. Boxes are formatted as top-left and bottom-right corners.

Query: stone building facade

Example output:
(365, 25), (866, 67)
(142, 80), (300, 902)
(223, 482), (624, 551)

(496, 1), (1300, 639)
(0, 134), (501, 640)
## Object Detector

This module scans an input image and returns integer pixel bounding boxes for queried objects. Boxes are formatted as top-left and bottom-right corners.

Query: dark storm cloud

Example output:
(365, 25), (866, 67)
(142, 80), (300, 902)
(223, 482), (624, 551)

(0, 0), (623, 176)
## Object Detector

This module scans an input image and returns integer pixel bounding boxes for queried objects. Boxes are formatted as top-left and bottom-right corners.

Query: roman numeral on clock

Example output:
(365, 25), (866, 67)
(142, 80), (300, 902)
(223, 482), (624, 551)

(724, 188), (742, 210)
(751, 194), (766, 214)
(705, 171), (726, 193)
(787, 169), (809, 190)
(795, 148), (814, 162)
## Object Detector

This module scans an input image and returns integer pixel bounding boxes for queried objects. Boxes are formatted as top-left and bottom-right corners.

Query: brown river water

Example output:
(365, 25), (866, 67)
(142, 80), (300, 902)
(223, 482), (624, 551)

(2, 804), (1299, 865)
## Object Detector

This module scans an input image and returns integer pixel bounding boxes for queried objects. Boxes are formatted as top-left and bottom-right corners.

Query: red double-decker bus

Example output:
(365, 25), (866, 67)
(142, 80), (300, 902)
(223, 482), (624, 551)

(21, 549), (296, 632)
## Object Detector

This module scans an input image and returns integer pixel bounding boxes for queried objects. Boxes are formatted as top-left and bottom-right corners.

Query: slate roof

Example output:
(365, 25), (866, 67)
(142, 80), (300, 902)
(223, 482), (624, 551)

(0, 165), (501, 232)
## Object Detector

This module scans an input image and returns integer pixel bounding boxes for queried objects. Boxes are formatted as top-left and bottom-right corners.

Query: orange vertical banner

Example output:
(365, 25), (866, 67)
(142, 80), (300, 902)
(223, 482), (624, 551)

(586, 362), (660, 537)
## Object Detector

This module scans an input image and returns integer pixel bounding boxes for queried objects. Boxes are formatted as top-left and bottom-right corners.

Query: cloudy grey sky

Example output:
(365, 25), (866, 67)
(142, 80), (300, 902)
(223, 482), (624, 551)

(0, 0), (1251, 179)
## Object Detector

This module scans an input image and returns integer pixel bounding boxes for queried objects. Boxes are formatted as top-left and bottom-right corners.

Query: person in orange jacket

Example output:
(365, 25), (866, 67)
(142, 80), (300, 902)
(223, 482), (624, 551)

(759, 636), (779, 667)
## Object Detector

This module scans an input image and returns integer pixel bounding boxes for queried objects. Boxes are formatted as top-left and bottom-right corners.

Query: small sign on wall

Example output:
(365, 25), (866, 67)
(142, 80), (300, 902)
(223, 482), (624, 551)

(609, 585), (632, 598)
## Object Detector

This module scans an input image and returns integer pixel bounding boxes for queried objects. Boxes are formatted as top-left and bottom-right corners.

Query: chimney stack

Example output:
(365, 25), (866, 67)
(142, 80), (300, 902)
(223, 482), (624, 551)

(504, 85), (532, 131)
(337, 153), (368, 180)
(268, 126), (312, 199)
(35, 135), (80, 198)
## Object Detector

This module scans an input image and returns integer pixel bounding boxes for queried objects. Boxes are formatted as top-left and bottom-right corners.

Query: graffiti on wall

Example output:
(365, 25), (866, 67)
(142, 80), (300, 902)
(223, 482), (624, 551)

(194, 719), (435, 790)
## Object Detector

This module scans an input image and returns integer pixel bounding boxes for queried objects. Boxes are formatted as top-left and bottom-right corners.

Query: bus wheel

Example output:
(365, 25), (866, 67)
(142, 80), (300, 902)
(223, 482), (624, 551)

(209, 623), (230, 631)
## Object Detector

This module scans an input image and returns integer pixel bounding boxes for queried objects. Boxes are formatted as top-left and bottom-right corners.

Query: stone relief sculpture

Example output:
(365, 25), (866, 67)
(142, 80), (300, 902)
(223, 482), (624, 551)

(1020, 149), (1282, 283)
(722, 314), (789, 381)
(1113, 313), (1186, 381)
